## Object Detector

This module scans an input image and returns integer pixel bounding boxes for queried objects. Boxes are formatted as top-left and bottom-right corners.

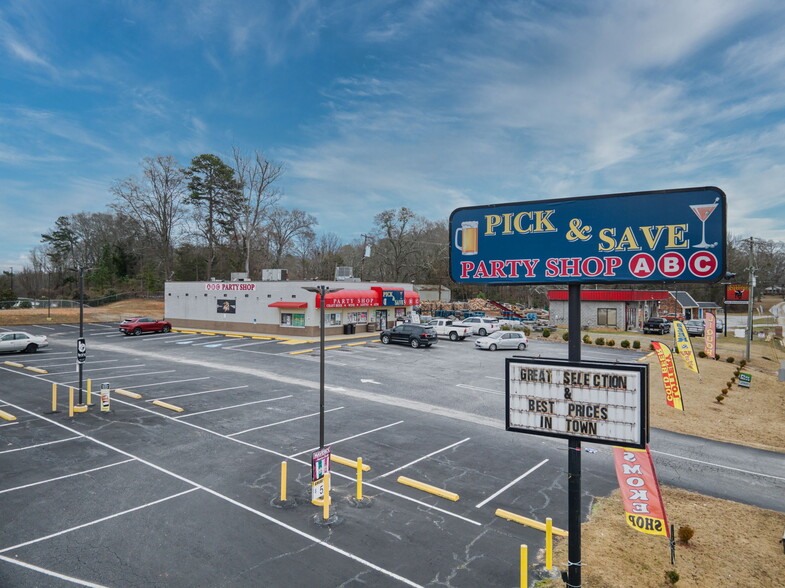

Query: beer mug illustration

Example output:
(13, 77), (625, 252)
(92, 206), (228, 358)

(455, 221), (479, 255)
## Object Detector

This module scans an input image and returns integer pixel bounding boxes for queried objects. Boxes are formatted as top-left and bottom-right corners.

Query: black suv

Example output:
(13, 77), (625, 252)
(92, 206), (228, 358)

(642, 317), (671, 335)
(380, 324), (438, 348)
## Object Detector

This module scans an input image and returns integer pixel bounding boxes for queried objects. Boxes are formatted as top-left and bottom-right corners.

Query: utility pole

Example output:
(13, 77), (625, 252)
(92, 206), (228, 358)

(746, 237), (756, 362)
(359, 234), (371, 281)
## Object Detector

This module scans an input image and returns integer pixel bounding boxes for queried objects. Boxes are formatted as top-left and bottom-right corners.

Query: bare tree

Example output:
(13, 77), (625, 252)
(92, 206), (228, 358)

(370, 207), (422, 282)
(231, 148), (283, 276)
(266, 207), (317, 268)
(111, 155), (187, 280)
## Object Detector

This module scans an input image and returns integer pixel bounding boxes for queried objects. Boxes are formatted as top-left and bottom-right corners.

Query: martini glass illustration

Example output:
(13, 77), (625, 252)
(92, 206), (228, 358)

(690, 197), (720, 249)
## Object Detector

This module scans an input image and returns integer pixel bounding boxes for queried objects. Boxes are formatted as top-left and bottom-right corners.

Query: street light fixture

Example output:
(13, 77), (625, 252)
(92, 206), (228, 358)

(302, 285), (343, 449)
(69, 266), (91, 411)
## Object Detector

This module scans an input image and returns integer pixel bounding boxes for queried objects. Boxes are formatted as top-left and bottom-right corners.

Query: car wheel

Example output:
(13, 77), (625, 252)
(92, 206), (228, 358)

(518, 343), (527, 350)
(133, 327), (142, 336)
(410, 338), (420, 349)
(489, 343), (497, 351)
(381, 335), (390, 344)
(449, 331), (458, 341)
(24, 343), (38, 353)
(478, 328), (487, 336)
(161, 325), (171, 333)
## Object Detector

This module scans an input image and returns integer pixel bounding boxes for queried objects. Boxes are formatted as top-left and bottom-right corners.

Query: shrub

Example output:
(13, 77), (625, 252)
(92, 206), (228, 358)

(582, 334), (592, 344)
(715, 353), (720, 361)
(632, 340), (641, 349)
(716, 394), (725, 403)
(595, 336), (605, 346)
(677, 525), (695, 544)
(562, 331), (569, 341)
(727, 357), (735, 364)
(501, 324), (511, 331)
(523, 327), (531, 336)
(733, 368), (740, 376)
(542, 328), (551, 338)
(19, 300), (32, 309)
(740, 359), (747, 367)
(620, 340), (630, 349)
(726, 381), (733, 388)
(606, 339), (616, 347)
(721, 388), (728, 395)
(649, 342), (655, 351)
(665, 569), (680, 584)
(698, 351), (707, 358)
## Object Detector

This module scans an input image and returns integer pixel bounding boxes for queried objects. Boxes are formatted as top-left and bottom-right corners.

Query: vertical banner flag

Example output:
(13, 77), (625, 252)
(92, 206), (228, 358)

(672, 321), (700, 376)
(613, 446), (670, 537)
(651, 341), (684, 411)
(704, 312), (716, 359)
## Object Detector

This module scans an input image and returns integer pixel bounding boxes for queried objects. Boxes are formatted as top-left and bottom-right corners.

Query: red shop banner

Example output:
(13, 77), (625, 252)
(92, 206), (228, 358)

(613, 446), (670, 537)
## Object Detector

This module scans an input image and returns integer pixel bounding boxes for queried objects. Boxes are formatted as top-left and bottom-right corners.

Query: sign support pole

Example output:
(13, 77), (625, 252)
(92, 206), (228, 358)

(567, 283), (582, 587)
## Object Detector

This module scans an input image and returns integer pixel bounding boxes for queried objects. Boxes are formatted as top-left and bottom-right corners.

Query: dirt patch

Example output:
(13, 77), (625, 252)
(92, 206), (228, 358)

(538, 487), (785, 587)
(0, 299), (165, 326)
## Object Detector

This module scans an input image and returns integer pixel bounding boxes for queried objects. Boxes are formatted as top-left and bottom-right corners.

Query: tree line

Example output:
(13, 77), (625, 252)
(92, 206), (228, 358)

(3, 151), (784, 308)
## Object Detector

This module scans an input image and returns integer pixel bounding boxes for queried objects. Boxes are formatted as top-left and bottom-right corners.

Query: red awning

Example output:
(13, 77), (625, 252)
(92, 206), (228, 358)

(404, 291), (420, 305)
(268, 301), (308, 308)
(547, 290), (670, 302)
(316, 290), (382, 309)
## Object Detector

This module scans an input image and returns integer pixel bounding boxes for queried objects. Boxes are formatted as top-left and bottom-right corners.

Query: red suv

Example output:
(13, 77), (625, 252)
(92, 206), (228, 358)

(119, 317), (172, 336)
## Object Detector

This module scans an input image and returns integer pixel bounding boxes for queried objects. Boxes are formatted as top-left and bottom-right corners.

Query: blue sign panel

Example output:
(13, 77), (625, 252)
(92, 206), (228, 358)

(381, 289), (405, 306)
(450, 187), (726, 285)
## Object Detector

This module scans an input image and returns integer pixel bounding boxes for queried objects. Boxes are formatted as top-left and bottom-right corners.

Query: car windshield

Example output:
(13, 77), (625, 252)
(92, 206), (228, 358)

(686, 320), (703, 326)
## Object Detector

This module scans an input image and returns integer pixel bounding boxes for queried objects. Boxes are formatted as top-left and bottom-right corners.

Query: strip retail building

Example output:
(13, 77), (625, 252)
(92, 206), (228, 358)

(164, 280), (421, 336)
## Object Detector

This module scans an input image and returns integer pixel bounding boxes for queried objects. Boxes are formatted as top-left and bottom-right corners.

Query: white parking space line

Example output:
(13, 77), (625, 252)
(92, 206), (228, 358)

(19, 352), (74, 362)
(59, 324), (80, 329)
(60, 370), (178, 384)
(484, 376), (504, 381)
(455, 384), (503, 396)
(190, 337), (225, 346)
(373, 437), (472, 480)
(0, 555), (108, 588)
(222, 340), (279, 350)
(0, 422), (19, 428)
(228, 407), (345, 437)
(0, 488), (199, 555)
(119, 377), (210, 390)
(0, 459), (136, 495)
(47, 364), (146, 376)
(290, 355), (347, 367)
(289, 421), (405, 458)
(173, 395), (293, 418)
(149, 385), (249, 402)
(0, 436), (81, 455)
(31, 325), (56, 330)
(474, 459), (549, 508)
(42, 359), (120, 369)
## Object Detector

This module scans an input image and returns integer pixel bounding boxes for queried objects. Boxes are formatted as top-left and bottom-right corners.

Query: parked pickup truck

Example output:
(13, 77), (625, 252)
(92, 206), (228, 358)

(425, 318), (471, 341)
(642, 317), (671, 335)
(453, 316), (501, 337)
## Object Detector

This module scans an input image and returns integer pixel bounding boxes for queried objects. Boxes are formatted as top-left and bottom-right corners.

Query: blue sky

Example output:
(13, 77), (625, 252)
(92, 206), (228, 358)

(3, 0), (785, 271)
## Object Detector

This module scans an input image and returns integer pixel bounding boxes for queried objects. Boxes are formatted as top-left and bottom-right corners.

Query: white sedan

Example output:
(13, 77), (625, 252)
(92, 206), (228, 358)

(0, 331), (49, 353)
(474, 330), (528, 351)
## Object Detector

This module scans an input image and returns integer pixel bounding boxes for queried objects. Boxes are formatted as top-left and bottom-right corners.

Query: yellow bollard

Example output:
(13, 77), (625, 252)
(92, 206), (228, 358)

(86, 379), (93, 406)
(546, 517), (553, 570)
(520, 544), (527, 588)
(51, 383), (58, 413)
(323, 473), (330, 520)
(68, 387), (74, 418)
(280, 461), (287, 502)
(356, 457), (363, 500)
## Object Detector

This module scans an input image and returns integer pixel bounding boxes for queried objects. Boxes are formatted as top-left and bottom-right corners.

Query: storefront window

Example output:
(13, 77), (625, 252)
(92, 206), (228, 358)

(346, 311), (368, 324)
(395, 307), (405, 318)
(281, 313), (305, 327)
(597, 308), (618, 327)
(326, 312), (342, 326)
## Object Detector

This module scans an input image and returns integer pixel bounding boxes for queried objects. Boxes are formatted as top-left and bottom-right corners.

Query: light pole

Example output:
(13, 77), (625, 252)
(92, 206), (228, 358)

(745, 238), (756, 362)
(303, 285), (343, 448)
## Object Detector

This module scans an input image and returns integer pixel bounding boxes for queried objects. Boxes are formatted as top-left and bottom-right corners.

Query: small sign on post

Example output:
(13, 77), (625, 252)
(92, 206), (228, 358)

(76, 338), (87, 364)
(311, 446), (331, 504)
(100, 383), (111, 412)
(738, 372), (752, 388)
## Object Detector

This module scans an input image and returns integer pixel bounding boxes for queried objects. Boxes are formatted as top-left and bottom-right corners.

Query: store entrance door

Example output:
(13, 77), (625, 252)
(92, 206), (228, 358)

(376, 310), (388, 331)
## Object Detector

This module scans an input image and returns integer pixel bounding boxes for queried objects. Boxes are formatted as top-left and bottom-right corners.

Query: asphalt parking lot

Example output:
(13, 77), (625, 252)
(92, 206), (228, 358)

(1, 323), (784, 587)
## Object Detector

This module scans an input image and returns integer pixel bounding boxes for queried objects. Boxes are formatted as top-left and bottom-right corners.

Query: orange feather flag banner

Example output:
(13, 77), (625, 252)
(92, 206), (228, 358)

(672, 320), (700, 376)
(613, 445), (670, 537)
(651, 341), (684, 411)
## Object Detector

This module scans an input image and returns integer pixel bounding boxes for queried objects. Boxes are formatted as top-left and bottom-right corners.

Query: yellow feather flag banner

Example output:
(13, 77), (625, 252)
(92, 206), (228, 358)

(651, 341), (684, 410)
(704, 312), (717, 359)
(672, 320), (700, 376)
(613, 446), (670, 537)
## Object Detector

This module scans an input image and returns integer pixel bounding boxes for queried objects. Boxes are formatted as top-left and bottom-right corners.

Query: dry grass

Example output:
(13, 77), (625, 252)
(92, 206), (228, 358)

(0, 298), (165, 326)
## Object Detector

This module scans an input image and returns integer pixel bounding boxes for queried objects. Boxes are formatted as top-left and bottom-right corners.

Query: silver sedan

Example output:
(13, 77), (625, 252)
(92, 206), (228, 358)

(474, 330), (528, 351)
(0, 331), (49, 353)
